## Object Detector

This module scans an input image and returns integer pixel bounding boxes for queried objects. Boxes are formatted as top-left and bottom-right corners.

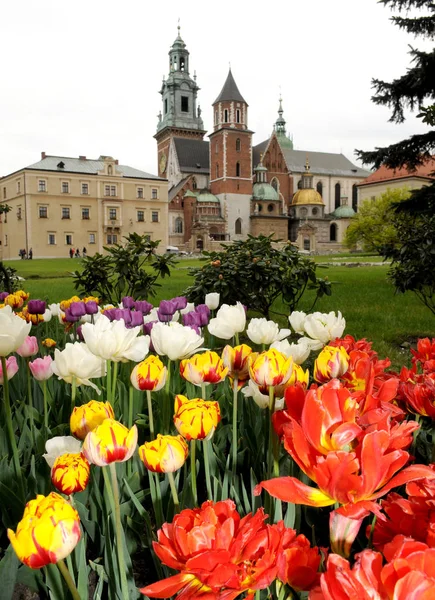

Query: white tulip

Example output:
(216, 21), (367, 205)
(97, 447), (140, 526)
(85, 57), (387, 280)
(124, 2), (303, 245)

(48, 303), (60, 317)
(205, 293), (220, 310)
(81, 315), (150, 363)
(52, 342), (106, 392)
(247, 318), (290, 345)
(180, 302), (196, 315)
(270, 337), (311, 364)
(151, 321), (204, 361)
(241, 380), (285, 411)
(300, 336), (324, 351)
(288, 311), (307, 335)
(43, 308), (53, 323)
(43, 436), (82, 467)
(208, 302), (246, 340)
(0, 305), (32, 356)
(303, 311), (346, 344)
(143, 308), (159, 324)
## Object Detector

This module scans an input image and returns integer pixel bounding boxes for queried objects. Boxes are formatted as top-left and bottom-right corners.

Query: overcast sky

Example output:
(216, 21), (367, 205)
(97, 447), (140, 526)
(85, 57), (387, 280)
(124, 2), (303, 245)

(0, 0), (430, 178)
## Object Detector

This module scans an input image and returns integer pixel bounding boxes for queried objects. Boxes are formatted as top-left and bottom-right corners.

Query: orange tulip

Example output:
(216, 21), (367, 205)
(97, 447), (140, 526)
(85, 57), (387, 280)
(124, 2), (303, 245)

(249, 348), (293, 394)
(70, 399), (115, 440)
(139, 434), (188, 473)
(51, 452), (90, 495)
(173, 395), (221, 440)
(82, 418), (137, 466)
(180, 350), (228, 386)
(130, 355), (167, 391)
(314, 345), (349, 383)
(42, 338), (57, 348)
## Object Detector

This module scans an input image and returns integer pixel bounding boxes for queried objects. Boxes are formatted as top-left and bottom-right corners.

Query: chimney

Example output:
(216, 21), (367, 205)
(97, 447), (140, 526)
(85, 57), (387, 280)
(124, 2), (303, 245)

(41, 152), (46, 159)
(115, 159), (119, 165)
(79, 155), (86, 160)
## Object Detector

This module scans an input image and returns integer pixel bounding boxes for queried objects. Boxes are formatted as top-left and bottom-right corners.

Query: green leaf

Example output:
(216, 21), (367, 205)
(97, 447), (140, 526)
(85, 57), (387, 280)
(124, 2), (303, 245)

(0, 544), (19, 600)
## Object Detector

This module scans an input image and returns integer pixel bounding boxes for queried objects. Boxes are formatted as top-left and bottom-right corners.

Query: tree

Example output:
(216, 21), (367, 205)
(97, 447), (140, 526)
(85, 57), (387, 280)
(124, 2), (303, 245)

(344, 188), (410, 251)
(356, 0), (435, 213)
(184, 235), (331, 318)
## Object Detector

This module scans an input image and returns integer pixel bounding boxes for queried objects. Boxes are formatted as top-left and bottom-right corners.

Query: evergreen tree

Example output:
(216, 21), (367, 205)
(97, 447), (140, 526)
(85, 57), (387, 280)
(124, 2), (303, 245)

(356, 0), (435, 212)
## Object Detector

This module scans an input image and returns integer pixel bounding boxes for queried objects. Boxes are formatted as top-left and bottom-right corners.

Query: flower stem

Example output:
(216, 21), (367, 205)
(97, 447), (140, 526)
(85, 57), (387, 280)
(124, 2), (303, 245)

(146, 390), (155, 439)
(163, 359), (172, 434)
(26, 358), (34, 432)
(203, 439), (213, 500)
(167, 471), (179, 510)
(232, 377), (239, 480)
(191, 440), (197, 505)
(109, 463), (129, 600)
(57, 559), (81, 600)
(269, 387), (279, 477)
(106, 360), (112, 404)
(112, 361), (119, 404)
(43, 379), (48, 430)
(71, 375), (77, 412)
(1, 356), (24, 500)
(201, 382), (207, 400)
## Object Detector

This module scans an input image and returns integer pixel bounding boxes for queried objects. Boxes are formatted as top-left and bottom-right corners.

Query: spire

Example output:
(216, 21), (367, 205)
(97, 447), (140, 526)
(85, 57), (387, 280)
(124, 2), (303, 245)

(301, 156), (314, 189)
(274, 95), (293, 149)
(213, 69), (247, 104)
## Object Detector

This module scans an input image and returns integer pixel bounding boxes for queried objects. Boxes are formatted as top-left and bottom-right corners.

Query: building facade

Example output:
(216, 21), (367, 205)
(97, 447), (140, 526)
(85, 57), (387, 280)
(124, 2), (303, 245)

(0, 154), (168, 260)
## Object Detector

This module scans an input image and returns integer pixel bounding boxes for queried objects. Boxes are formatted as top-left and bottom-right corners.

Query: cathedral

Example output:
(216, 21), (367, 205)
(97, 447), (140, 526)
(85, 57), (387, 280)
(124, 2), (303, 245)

(155, 28), (369, 253)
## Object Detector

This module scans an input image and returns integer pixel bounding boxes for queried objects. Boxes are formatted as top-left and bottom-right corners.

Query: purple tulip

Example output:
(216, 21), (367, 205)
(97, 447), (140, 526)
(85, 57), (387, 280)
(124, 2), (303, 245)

(85, 301), (99, 315)
(195, 304), (211, 326)
(129, 311), (144, 327)
(0, 292), (9, 302)
(159, 299), (178, 316)
(76, 325), (84, 341)
(69, 301), (86, 318)
(157, 309), (173, 323)
(172, 296), (188, 310)
(143, 320), (157, 336)
(113, 308), (131, 325)
(103, 309), (116, 321)
(182, 311), (201, 328)
(64, 308), (80, 323)
(27, 299), (47, 315)
(186, 323), (201, 335)
(134, 300), (153, 315)
(122, 296), (135, 309)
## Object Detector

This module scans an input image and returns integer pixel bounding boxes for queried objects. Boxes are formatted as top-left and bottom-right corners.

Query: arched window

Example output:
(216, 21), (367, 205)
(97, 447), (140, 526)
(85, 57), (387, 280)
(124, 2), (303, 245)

(303, 238), (310, 251)
(108, 165), (113, 175)
(235, 218), (242, 234)
(192, 177), (197, 190)
(236, 162), (241, 177)
(352, 184), (358, 212)
(271, 178), (278, 192)
(174, 217), (183, 233)
(216, 164), (219, 178)
(297, 179), (303, 190)
(316, 181), (323, 197)
(335, 183), (341, 209)
(236, 138), (241, 152)
(236, 109), (240, 123)
(330, 223), (337, 242)
(224, 109), (228, 123)
(215, 111), (218, 125)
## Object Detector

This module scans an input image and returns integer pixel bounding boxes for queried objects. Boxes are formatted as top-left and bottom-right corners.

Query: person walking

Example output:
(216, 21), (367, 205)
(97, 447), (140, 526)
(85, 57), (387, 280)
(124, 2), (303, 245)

(69, 247), (74, 258)
(82, 247), (87, 257)
(75, 248), (80, 258)
(28, 248), (33, 260)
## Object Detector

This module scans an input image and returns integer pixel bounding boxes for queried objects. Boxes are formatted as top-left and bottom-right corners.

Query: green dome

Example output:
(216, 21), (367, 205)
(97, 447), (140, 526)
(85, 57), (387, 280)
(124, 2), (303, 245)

(184, 190), (197, 198)
(330, 205), (356, 219)
(252, 183), (279, 201)
(197, 192), (220, 203)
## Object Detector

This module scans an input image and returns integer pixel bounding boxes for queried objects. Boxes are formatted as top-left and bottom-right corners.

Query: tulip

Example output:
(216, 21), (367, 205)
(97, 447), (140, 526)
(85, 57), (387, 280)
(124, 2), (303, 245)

(173, 395), (221, 441)
(63, 308), (80, 323)
(134, 300), (153, 315)
(0, 356), (19, 384)
(122, 296), (135, 309)
(84, 300), (99, 315)
(172, 296), (188, 310)
(48, 303), (61, 317)
(82, 418), (137, 466)
(69, 301), (86, 318)
(52, 342), (106, 392)
(139, 434), (188, 473)
(289, 310), (307, 335)
(70, 399), (115, 440)
(60, 295), (81, 311)
(129, 310), (144, 328)
(249, 348), (293, 395)
(205, 292), (220, 310)
(194, 304), (210, 326)
(7, 492), (81, 569)
(314, 345), (349, 383)
(29, 356), (53, 381)
(51, 452), (90, 495)
(208, 301), (246, 340)
(287, 363), (310, 388)
(0, 291), (9, 301)
(180, 350), (228, 387)
(27, 299), (46, 315)
(151, 321), (204, 361)
(242, 379), (285, 410)
(277, 529), (321, 591)
(130, 355), (167, 392)
(179, 302), (196, 315)
(5, 293), (24, 309)
(182, 311), (202, 329)
(43, 436), (83, 467)
(271, 337), (311, 364)
(20, 309), (44, 325)
(143, 320), (158, 336)
(159, 299), (178, 317)
(81, 315), (149, 363)
(0, 305), (32, 356)
(247, 317), (290, 345)
(222, 343), (256, 384)
(16, 335), (39, 358)
(42, 308), (52, 322)
(304, 310), (346, 345)
(42, 337), (57, 348)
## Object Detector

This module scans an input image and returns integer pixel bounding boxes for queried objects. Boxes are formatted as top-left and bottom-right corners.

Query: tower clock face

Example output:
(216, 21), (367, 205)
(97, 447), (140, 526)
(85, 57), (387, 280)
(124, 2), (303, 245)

(159, 153), (167, 174)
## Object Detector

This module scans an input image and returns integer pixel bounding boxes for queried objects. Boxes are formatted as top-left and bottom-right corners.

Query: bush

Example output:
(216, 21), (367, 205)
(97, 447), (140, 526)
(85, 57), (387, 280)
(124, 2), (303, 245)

(184, 235), (331, 318)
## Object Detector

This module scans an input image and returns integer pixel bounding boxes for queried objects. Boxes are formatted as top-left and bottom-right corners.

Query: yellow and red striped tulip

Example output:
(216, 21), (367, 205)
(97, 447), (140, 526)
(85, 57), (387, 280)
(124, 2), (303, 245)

(173, 395), (221, 440)
(180, 351), (228, 386)
(42, 338), (57, 348)
(221, 344), (256, 384)
(7, 492), (81, 569)
(5, 293), (24, 310)
(286, 363), (310, 389)
(51, 452), (90, 495)
(20, 308), (45, 325)
(249, 348), (293, 394)
(314, 345), (349, 383)
(139, 434), (188, 473)
(82, 418), (137, 466)
(70, 399), (115, 440)
(130, 355), (167, 391)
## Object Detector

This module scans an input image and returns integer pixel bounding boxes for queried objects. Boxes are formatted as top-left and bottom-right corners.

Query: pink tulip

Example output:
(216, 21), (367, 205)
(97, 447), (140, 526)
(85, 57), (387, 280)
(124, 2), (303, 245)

(16, 336), (39, 358)
(29, 356), (53, 381)
(0, 356), (19, 384)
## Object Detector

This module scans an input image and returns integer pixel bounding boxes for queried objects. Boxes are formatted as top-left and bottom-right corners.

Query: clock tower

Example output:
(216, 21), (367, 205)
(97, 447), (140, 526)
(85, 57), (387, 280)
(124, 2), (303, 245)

(154, 27), (206, 178)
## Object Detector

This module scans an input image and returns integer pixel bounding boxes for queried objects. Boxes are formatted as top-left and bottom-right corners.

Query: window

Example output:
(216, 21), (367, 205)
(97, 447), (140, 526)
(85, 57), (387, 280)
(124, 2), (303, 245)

(352, 184), (358, 212)
(137, 210), (144, 222)
(39, 206), (48, 218)
(267, 204), (274, 212)
(235, 218), (242, 235)
(82, 208), (90, 220)
(271, 178), (278, 192)
(312, 207), (319, 216)
(3, 187), (6, 199)
(17, 207), (22, 220)
(109, 208), (117, 220)
(214, 110), (218, 125)
(4, 235), (7, 246)
(107, 234), (118, 245)
(48, 233), (56, 245)
(17, 181), (21, 194)
(330, 223), (337, 242)
(66, 234), (73, 246)
(304, 238), (310, 251)
(224, 109), (228, 123)
(297, 179), (303, 190)
(215, 141), (218, 154)
(192, 178), (197, 190)
(62, 182), (69, 194)
(38, 180), (46, 192)
(164, 99), (168, 114)
(137, 187), (144, 198)
(216, 164), (219, 178)
(335, 183), (341, 209)
(236, 138), (241, 152)
(151, 211), (159, 223)
(104, 185), (111, 196)
(89, 233), (96, 244)
(81, 183), (89, 195)
(108, 165), (113, 175)
(175, 217), (183, 233)
(181, 96), (189, 112)
(316, 181), (323, 197)
(151, 188), (158, 199)
(236, 162), (241, 177)
(236, 109), (240, 123)
(111, 185), (117, 196)
(62, 207), (70, 219)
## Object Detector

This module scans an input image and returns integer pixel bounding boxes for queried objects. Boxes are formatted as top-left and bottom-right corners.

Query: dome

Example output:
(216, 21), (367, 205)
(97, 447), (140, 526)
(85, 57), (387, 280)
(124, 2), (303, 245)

(292, 189), (324, 206)
(252, 183), (279, 201)
(330, 205), (356, 218)
(197, 192), (220, 203)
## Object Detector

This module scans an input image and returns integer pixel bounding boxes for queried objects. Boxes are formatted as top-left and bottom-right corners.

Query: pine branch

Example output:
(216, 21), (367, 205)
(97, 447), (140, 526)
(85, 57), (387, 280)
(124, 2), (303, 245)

(355, 130), (435, 169)
(392, 15), (435, 36)
(378, 0), (435, 11)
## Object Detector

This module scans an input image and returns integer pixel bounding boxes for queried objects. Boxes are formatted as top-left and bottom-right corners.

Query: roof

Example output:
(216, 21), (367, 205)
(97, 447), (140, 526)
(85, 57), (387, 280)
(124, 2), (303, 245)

(168, 176), (190, 201)
(292, 189), (324, 206)
(330, 204), (356, 218)
(213, 69), (247, 104)
(173, 138), (210, 174)
(22, 155), (163, 180)
(252, 182), (279, 201)
(358, 158), (435, 187)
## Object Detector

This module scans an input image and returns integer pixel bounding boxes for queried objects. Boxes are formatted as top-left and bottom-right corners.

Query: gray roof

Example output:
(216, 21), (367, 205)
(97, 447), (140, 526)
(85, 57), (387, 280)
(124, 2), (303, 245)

(213, 69), (247, 104)
(253, 141), (369, 178)
(24, 155), (163, 180)
(168, 176), (190, 201)
(173, 138), (210, 174)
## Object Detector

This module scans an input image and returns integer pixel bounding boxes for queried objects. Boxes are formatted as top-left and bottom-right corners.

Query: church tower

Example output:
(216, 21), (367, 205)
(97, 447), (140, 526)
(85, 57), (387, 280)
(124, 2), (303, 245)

(155, 27), (206, 178)
(209, 69), (253, 239)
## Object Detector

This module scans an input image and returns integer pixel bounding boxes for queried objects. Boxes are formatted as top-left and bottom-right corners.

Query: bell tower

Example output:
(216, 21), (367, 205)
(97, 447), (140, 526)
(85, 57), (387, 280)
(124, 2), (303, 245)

(154, 26), (206, 178)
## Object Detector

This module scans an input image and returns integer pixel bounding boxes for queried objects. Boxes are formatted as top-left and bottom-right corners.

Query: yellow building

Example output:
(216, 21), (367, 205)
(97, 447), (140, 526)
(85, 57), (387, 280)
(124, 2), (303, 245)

(0, 153), (168, 260)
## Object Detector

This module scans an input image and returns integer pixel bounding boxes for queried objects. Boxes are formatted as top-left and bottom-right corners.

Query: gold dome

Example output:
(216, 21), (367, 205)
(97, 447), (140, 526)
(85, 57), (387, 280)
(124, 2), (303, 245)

(292, 189), (324, 206)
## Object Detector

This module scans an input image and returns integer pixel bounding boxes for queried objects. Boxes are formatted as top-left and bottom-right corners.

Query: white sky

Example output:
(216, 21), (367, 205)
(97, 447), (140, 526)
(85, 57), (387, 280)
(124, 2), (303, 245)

(0, 0), (430, 178)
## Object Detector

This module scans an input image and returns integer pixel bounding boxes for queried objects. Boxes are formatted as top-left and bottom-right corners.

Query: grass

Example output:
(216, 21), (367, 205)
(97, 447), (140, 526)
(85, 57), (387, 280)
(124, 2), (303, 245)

(5, 257), (435, 370)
